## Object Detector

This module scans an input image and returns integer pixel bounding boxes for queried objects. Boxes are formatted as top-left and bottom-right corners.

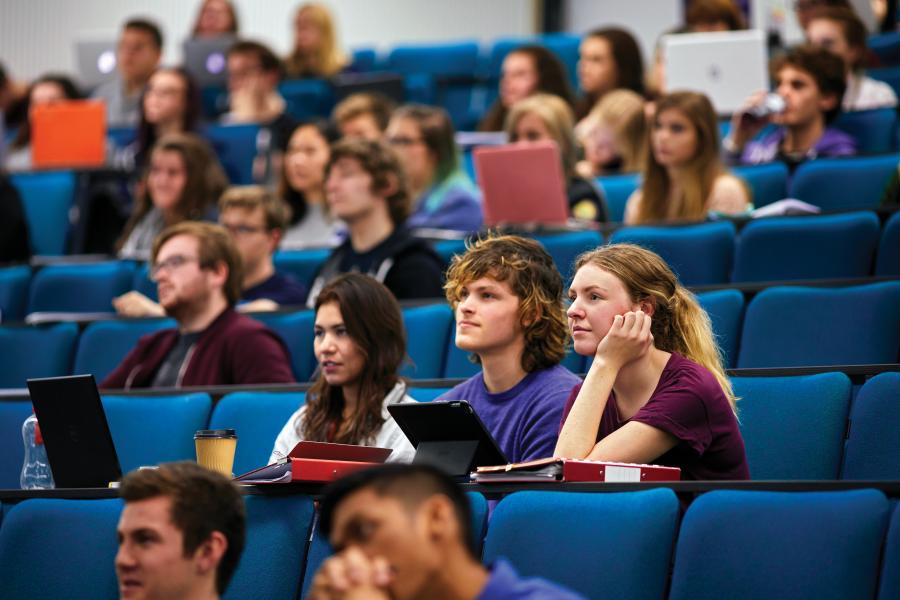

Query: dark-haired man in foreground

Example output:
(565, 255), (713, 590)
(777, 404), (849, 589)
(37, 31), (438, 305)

(116, 461), (246, 600)
(309, 464), (586, 600)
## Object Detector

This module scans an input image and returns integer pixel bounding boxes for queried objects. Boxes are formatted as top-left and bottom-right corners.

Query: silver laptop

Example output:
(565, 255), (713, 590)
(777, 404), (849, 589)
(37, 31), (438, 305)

(183, 37), (235, 88)
(662, 29), (768, 116)
(74, 39), (118, 91)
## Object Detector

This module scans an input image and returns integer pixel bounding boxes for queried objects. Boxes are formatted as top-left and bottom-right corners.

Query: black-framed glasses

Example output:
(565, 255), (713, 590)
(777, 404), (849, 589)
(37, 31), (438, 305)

(386, 135), (425, 147)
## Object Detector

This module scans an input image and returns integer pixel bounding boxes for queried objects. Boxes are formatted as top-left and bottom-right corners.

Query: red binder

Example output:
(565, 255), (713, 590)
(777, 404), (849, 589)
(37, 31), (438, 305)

(234, 441), (392, 484)
(473, 457), (681, 483)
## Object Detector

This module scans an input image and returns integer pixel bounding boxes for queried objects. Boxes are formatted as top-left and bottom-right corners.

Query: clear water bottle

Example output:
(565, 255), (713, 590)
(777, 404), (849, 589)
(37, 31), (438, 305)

(21, 412), (54, 489)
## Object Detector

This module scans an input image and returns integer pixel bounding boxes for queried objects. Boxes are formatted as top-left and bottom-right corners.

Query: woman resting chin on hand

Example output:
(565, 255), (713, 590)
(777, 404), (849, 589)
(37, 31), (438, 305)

(555, 244), (750, 480)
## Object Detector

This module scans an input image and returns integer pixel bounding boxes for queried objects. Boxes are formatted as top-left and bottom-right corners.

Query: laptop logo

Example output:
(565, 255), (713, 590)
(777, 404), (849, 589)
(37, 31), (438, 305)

(97, 50), (117, 74)
(206, 52), (226, 75)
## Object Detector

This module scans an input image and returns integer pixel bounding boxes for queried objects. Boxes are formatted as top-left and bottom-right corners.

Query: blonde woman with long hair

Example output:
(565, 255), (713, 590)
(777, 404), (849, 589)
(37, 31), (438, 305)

(555, 244), (749, 480)
(575, 89), (648, 177)
(624, 91), (749, 224)
(284, 3), (349, 79)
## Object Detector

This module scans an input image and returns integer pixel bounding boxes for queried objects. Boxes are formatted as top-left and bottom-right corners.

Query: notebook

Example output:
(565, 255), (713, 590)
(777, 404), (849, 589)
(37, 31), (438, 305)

(662, 29), (768, 115)
(74, 39), (118, 90)
(31, 100), (106, 169)
(474, 141), (570, 227)
(183, 37), (235, 88)
(26, 374), (122, 488)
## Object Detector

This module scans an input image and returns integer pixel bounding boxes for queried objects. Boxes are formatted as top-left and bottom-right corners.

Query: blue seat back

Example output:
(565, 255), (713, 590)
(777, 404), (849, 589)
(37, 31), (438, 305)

(533, 230), (603, 280)
(205, 123), (260, 185)
(0, 400), (34, 488)
(433, 238), (468, 267)
(610, 221), (735, 285)
(841, 372), (900, 480)
(696, 289), (744, 368)
(279, 79), (334, 120)
(0, 323), (78, 388)
(402, 304), (453, 379)
(738, 283), (900, 368)
(10, 170), (76, 255)
(868, 66), (900, 97)
(225, 495), (316, 600)
(209, 391), (306, 476)
(350, 47), (377, 71)
(833, 108), (897, 153)
(732, 161), (788, 208)
(732, 212), (880, 282)
(876, 211), (900, 276)
(484, 489), (680, 600)
(596, 173), (640, 222)
(273, 249), (330, 290)
(0, 265), (31, 323)
(250, 310), (317, 381)
(788, 153), (900, 211)
(878, 504), (900, 600)
(732, 373), (851, 479)
(28, 261), (136, 314)
(868, 32), (900, 65)
(102, 393), (212, 473)
(407, 386), (452, 402)
(0, 498), (123, 599)
(132, 262), (157, 300)
(669, 490), (890, 600)
(74, 318), (176, 383)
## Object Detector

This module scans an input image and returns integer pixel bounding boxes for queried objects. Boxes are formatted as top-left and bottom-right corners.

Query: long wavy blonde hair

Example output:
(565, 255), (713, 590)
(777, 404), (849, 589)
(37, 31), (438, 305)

(637, 91), (724, 223)
(575, 243), (737, 411)
(284, 3), (348, 78)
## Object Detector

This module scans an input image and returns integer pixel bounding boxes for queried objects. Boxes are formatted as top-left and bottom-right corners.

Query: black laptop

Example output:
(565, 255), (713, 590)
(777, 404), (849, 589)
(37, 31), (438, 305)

(331, 72), (406, 104)
(27, 374), (122, 488)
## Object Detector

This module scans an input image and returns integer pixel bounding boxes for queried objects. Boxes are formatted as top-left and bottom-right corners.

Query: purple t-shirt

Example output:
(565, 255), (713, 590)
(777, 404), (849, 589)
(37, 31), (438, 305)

(477, 558), (587, 600)
(560, 353), (749, 480)
(739, 126), (857, 165)
(437, 365), (581, 463)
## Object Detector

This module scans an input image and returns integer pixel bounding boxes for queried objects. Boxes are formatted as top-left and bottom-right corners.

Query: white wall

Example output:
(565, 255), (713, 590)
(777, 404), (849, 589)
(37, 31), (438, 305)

(0, 0), (537, 81)
(565, 0), (683, 67)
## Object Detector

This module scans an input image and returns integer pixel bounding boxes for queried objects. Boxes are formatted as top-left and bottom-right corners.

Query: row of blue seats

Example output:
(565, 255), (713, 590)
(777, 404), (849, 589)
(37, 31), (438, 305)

(1, 485), (898, 600)
(2, 210), (899, 323)
(1, 281), (899, 390)
(4, 370), (895, 486)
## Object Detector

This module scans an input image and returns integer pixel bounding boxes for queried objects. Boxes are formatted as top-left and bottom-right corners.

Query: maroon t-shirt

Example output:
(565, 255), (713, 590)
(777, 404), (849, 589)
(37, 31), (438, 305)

(560, 353), (750, 480)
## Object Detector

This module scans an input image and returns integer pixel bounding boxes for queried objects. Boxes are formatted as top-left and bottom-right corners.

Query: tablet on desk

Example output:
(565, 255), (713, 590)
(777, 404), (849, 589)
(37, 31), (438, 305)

(27, 374), (122, 488)
(387, 401), (508, 477)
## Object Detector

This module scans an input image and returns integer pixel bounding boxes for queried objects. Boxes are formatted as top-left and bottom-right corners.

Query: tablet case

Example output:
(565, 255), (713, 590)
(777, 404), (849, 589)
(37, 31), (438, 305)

(233, 441), (391, 484)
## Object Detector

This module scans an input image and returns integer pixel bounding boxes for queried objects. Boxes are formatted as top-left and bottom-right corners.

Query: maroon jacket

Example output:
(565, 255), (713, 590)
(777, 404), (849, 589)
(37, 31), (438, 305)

(101, 308), (296, 389)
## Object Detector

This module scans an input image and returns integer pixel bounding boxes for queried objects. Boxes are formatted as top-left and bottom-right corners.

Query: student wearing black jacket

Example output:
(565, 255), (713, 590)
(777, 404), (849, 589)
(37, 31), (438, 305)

(306, 139), (444, 307)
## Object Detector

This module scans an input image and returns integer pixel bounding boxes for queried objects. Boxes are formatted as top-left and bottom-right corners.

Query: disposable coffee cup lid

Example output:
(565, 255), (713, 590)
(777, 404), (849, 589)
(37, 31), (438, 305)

(194, 429), (237, 439)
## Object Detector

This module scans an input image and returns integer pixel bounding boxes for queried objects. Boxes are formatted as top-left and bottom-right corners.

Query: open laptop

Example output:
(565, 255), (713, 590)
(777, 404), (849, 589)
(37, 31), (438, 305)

(183, 37), (235, 88)
(31, 100), (107, 169)
(474, 141), (570, 227)
(27, 374), (122, 488)
(662, 29), (768, 116)
(74, 39), (118, 91)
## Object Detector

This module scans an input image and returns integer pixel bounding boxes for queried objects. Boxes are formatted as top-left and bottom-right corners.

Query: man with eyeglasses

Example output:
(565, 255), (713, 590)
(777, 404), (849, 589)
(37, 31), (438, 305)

(114, 186), (307, 317)
(101, 221), (295, 389)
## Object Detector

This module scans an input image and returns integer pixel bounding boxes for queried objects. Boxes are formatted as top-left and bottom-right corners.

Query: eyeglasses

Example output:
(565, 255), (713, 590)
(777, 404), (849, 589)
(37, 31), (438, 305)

(150, 254), (199, 279)
(386, 135), (425, 147)
(221, 223), (267, 236)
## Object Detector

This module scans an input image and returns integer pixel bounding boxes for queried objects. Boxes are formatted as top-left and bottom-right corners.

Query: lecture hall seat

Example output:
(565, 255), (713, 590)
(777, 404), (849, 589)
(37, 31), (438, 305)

(27, 261), (136, 314)
(0, 322), (78, 388)
(841, 372), (900, 480)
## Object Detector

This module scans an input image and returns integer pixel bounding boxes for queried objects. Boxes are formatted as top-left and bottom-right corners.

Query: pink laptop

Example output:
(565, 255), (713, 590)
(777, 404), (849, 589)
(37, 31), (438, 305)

(474, 141), (569, 227)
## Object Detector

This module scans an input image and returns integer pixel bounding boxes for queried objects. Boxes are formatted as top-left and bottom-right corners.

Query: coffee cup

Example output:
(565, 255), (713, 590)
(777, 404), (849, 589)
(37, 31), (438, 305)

(194, 429), (237, 477)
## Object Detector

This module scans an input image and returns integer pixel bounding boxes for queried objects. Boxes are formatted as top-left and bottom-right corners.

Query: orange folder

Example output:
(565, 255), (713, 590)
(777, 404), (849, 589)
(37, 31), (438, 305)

(31, 100), (106, 168)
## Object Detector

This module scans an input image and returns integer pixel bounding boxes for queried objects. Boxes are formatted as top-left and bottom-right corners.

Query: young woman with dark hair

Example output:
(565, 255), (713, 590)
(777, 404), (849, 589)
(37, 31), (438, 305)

(478, 45), (575, 132)
(117, 133), (229, 259)
(269, 273), (416, 462)
(575, 27), (645, 121)
(279, 119), (343, 248)
(5, 74), (81, 171)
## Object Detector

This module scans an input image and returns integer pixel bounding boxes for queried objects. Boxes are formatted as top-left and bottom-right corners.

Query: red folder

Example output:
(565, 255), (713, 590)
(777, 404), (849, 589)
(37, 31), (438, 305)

(473, 457), (681, 483)
(234, 441), (392, 484)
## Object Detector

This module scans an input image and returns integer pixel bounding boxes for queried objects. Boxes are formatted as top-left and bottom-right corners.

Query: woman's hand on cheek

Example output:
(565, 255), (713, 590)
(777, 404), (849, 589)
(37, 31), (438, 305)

(593, 310), (653, 372)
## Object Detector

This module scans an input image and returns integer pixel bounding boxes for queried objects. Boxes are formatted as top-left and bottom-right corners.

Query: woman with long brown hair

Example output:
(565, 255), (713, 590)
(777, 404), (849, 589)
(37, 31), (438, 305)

(269, 273), (416, 462)
(624, 91), (749, 224)
(117, 133), (228, 259)
(556, 243), (749, 480)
